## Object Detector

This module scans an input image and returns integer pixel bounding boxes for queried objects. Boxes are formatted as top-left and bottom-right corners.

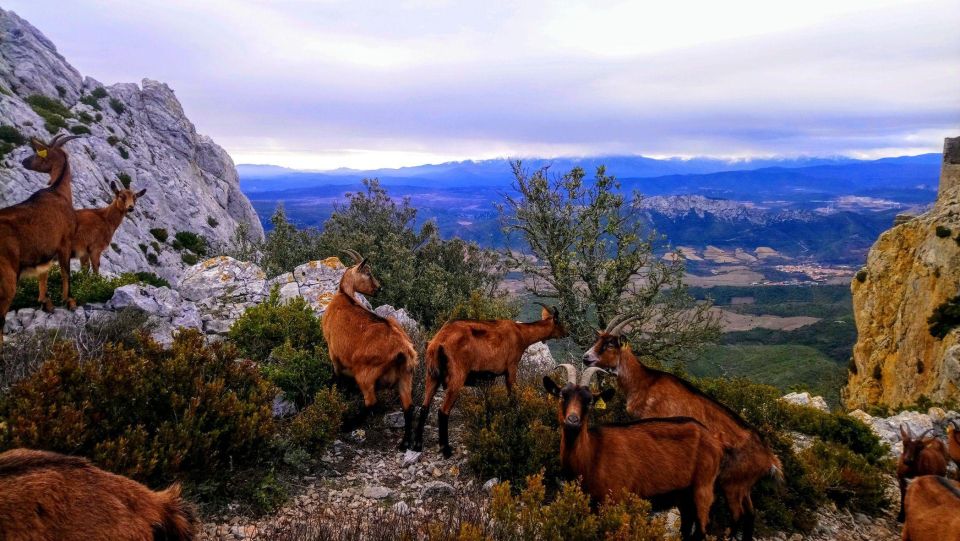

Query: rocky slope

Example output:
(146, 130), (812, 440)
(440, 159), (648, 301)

(0, 8), (263, 281)
(845, 137), (960, 409)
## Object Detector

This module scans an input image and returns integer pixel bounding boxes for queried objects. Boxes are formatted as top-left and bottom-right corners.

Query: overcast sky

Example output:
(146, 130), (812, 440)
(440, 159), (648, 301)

(6, 0), (960, 169)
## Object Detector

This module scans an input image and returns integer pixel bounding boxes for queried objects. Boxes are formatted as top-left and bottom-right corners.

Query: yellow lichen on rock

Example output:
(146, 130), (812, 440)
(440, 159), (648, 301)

(845, 137), (960, 409)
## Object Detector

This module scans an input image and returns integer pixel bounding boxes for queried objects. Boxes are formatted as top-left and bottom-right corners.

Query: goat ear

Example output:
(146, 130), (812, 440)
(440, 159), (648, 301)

(543, 375), (562, 397)
(30, 138), (47, 152)
(110, 181), (119, 194)
(900, 424), (911, 442)
(135, 188), (147, 198)
(359, 257), (368, 268)
(596, 386), (616, 402)
(540, 307), (550, 320)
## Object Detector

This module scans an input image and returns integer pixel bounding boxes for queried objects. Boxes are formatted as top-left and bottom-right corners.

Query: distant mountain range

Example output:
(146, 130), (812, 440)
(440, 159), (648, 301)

(238, 153), (941, 264)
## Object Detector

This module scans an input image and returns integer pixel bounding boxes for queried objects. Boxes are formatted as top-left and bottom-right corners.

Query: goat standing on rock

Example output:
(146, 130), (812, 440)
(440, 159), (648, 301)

(583, 313), (783, 541)
(543, 364), (723, 541)
(0, 135), (81, 346)
(321, 250), (419, 450)
(897, 425), (949, 522)
(413, 303), (568, 457)
(71, 181), (146, 275)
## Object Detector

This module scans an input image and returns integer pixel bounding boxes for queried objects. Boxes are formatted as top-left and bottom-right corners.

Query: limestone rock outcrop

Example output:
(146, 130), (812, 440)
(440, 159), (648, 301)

(0, 8), (263, 281)
(845, 137), (960, 408)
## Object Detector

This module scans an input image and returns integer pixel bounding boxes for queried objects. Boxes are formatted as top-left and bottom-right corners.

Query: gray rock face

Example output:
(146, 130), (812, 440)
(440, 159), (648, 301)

(0, 8), (263, 282)
(848, 407), (960, 457)
(781, 391), (830, 412)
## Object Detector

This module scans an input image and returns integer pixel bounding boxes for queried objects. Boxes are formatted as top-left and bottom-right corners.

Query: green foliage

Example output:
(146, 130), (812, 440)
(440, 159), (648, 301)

(489, 474), (671, 541)
(500, 162), (718, 358)
(936, 225), (952, 238)
(460, 383), (561, 484)
(95, 112), (103, 122)
(262, 342), (334, 408)
(118, 145), (129, 159)
(26, 94), (73, 134)
(76, 111), (94, 124)
(929, 294), (960, 339)
(0, 124), (25, 159)
(109, 97), (125, 115)
(286, 387), (346, 450)
(855, 269), (867, 283)
(181, 252), (198, 266)
(0, 331), (277, 487)
(11, 268), (163, 310)
(91, 86), (108, 99)
(439, 290), (520, 324)
(55, 85), (66, 97)
(150, 227), (169, 242)
(132, 271), (169, 288)
(207, 216), (219, 228)
(227, 288), (325, 360)
(107, 135), (119, 146)
(174, 231), (208, 256)
(110, 242), (121, 253)
(117, 172), (132, 188)
(68, 124), (90, 135)
(721, 315), (856, 364)
(146, 252), (159, 265)
(798, 441), (891, 514)
(79, 94), (101, 111)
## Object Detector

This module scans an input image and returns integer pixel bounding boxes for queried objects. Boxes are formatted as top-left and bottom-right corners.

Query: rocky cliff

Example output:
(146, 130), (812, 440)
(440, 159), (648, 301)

(0, 8), (263, 281)
(845, 137), (960, 409)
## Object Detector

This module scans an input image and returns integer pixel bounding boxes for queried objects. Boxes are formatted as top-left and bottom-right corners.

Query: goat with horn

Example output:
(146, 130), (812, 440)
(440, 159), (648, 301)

(321, 249), (420, 450)
(413, 301), (568, 457)
(543, 363), (723, 541)
(0, 134), (82, 347)
(897, 424), (949, 522)
(582, 310), (782, 541)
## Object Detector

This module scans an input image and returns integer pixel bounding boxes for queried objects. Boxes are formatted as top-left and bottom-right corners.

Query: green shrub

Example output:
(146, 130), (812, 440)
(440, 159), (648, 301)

(181, 253), (198, 266)
(150, 227), (168, 242)
(79, 94), (101, 111)
(111, 242), (121, 253)
(439, 290), (520, 325)
(929, 294), (960, 339)
(286, 387), (346, 450)
(117, 172), (132, 188)
(55, 85), (66, 97)
(118, 145), (130, 159)
(10, 268), (163, 310)
(109, 97), (125, 115)
(107, 135), (119, 146)
(77, 111), (94, 124)
(94, 112), (103, 122)
(855, 269), (868, 283)
(174, 231), (208, 256)
(228, 288), (325, 360)
(0, 125), (25, 159)
(0, 331), (276, 487)
(91, 86), (108, 99)
(26, 94), (73, 134)
(798, 441), (891, 514)
(936, 225), (952, 238)
(68, 124), (90, 135)
(461, 383), (561, 484)
(207, 216), (219, 228)
(146, 252), (159, 265)
(263, 342), (334, 408)
(138, 242), (149, 254)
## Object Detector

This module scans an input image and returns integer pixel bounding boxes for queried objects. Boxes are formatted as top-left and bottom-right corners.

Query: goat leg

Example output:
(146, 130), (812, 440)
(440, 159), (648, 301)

(412, 404), (430, 452)
(37, 271), (53, 313)
(438, 412), (452, 458)
(398, 406), (415, 451)
(58, 251), (75, 310)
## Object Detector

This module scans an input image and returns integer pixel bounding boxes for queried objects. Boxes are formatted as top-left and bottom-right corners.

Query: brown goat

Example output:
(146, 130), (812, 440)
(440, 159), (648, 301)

(321, 249), (419, 449)
(897, 425), (949, 522)
(0, 448), (196, 541)
(901, 475), (960, 541)
(543, 364), (723, 541)
(0, 135), (81, 342)
(582, 314), (783, 541)
(947, 420), (960, 467)
(412, 303), (568, 457)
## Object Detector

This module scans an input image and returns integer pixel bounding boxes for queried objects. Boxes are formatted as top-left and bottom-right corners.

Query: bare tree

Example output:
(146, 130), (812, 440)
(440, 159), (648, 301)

(499, 161), (718, 362)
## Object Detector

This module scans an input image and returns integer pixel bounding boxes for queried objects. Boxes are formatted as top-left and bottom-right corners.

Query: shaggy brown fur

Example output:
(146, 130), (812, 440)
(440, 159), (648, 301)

(901, 475), (960, 541)
(0, 135), (81, 345)
(321, 251), (419, 449)
(0, 448), (196, 541)
(544, 366), (723, 541)
(947, 421), (960, 467)
(583, 330), (782, 541)
(412, 304), (568, 457)
(897, 426), (949, 522)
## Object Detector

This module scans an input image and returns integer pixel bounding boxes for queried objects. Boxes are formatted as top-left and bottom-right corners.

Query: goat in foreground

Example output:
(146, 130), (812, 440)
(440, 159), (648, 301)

(321, 249), (419, 449)
(0, 448), (196, 541)
(897, 425), (948, 522)
(543, 364), (723, 541)
(0, 135), (81, 343)
(901, 475), (960, 541)
(413, 303), (568, 457)
(583, 313), (782, 541)
(947, 420), (960, 468)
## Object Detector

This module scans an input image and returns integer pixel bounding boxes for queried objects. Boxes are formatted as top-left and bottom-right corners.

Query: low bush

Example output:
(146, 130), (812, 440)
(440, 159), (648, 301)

(10, 268), (167, 310)
(227, 288), (325, 360)
(174, 230), (208, 256)
(0, 124), (25, 160)
(26, 94), (73, 134)
(208, 216), (219, 228)
(68, 124), (90, 135)
(936, 225), (952, 238)
(91, 86), (108, 99)
(150, 227), (169, 242)
(438, 290), (519, 325)
(460, 382), (560, 484)
(0, 331), (276, 487)
(109, 97), (126, 115)
(181, 252), (198, 266)
(117, 171), (132, 188)
(263, 341), (334, 408)
(798, 441), (890, 514)
(929, 294), (960, 339)
(286, 387), (346, 450)
(118, 145), (129, 159)
(79, 94), (101, 110)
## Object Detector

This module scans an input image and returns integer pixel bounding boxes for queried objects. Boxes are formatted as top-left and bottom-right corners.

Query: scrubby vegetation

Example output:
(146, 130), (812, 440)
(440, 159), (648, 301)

(26, 94), (73, 133)
(109, 97), (126, 115)
(173, 230), (208, 256)
(0, 124), (25, 160)
(150, 227), (169, 242)
(10, 268), (168, 310)
(928, 293), (960, 339)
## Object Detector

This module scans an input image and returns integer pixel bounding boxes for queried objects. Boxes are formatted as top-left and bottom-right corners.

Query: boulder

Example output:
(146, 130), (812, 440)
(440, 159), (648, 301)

(781, 391), (830, 412)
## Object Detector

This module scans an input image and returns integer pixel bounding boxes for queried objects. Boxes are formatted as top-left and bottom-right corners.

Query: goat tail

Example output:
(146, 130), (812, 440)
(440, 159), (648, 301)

(154, 483), (197, 541)
(426, 343), (448, 384)
(768, 455), (785, 485)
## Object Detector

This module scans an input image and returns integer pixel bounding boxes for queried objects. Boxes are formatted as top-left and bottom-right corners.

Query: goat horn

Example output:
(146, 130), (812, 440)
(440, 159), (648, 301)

(340, 249), (362, 265)
(534, 301), (556, 316)
(918, 428), (937, 440)
(580, 366), (607, 387)
(556, 363), (578, 385)
(602, 313), (630, 334)
(611, 314), (641, 337)
(949, 419), (960, 430)
(52, 134), (82, 148)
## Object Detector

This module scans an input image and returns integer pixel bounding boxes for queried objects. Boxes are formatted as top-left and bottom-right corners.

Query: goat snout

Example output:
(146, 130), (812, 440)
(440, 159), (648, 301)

(564, 413), (581, 427)
(21, 156), (32, 168)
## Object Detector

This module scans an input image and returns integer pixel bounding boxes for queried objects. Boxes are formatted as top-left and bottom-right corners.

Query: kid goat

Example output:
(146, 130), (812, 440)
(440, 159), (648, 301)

(543, 364), (723, 541)
(583, 313), (783, 541)
(896, 425), (949, 522)
(0, 135), (81, 345)
(901, 475), (960, 541)
(321, 249), (419, 449)
(0, 448), (196, 541)
(412, 302), (568, 457)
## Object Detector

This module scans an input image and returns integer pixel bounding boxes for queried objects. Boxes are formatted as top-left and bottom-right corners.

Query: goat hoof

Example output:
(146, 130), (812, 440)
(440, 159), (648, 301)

(66, 298), (77, 311)
(441, 446), (453, 459)
(397, 440), (409, 451)
(40, 300), (54, 313)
